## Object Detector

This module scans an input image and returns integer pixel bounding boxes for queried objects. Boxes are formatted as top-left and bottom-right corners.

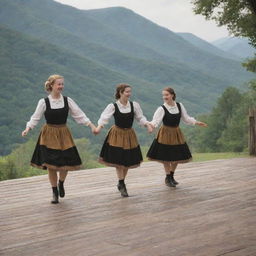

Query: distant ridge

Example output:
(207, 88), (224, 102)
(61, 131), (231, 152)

(0, 0), (254, 155)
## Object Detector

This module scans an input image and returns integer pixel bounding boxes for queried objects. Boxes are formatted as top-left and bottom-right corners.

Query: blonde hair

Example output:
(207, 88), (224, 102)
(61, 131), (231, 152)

(44, 74), (64, 92)
(115, 83), (131, 99)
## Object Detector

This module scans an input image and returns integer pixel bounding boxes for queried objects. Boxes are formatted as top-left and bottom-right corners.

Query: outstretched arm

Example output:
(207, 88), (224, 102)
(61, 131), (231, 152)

(94, 103), (115, 135)
(21, 127), (31, 137)
(195, 121), (208, 127)
(180, 103), (207, 127)
(134, 102), (154, 133)
(21, 99), (45, 136)
(68, 97), (91, 125)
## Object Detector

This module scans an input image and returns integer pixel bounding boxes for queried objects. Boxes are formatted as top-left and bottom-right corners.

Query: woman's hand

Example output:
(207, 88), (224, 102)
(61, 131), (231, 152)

(88, 123), (97, 134)
(21, 127), (30, 137)
(146, 123), (154, 133)
(93, 125), (102, 135)
(196, 121), (208, 127)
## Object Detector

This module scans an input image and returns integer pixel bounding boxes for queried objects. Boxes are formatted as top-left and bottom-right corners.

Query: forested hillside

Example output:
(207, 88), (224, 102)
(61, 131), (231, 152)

(0, 0), (254, 156)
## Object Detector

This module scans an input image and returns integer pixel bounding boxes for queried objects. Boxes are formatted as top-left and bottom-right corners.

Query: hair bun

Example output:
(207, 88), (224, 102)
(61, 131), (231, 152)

(44, 74), (63, 92)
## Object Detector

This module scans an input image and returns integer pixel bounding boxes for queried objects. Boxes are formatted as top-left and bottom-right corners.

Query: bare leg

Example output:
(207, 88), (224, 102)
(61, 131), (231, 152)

(116, 167), (124, 180)
(123, 167), (129, 179)
(48, 169), (58, 187)
(163, 162), (171, 174)
(170, 162), (178, 173)
(59, 170), (68, 182)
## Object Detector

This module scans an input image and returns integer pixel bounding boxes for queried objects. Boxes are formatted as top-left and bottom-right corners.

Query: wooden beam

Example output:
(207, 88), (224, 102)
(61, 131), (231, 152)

(249, 107), (256, 155)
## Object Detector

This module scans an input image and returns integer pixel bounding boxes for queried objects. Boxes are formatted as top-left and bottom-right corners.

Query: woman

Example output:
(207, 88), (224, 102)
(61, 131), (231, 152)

(94, 83), (153, 197)
(22, 74), (96, 204)
(147, 87), (207, 187)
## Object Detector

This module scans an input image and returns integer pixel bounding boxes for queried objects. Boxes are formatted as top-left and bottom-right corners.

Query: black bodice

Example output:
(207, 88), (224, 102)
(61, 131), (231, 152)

(113, 101), (134, 128)
(162, 102), (181, 127)
(44, 96), (69, 125)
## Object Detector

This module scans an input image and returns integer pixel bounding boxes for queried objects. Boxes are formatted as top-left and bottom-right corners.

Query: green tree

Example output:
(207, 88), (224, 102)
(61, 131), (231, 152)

(217, 83), (256, 151)
(0, 158), (19, 180)
(185, 84), (256, 153)
(185, 87), (243, 152)
(205, 87), (243, 151)
(192, 0), (256, 71)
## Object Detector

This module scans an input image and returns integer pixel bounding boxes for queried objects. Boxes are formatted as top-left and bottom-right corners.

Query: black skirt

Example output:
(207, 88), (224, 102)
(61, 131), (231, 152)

(31, 124), (82, 171)
(99, 125), (143, 168)
(147, 125), (192, 163)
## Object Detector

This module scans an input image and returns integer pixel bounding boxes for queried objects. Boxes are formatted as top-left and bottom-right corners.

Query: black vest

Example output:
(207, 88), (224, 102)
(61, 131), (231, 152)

(162, 102), (181, 127)
(44, 96), (69, 125)
(113, 101), (134, 128)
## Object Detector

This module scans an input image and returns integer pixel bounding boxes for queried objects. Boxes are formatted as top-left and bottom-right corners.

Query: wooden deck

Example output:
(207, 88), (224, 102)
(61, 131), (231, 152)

(0, 157), (256, 256)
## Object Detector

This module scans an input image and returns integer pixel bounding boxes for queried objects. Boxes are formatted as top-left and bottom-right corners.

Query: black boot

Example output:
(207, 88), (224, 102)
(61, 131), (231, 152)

(170, 172), (179, 185)
(165, 174), (176, 187)
(117, 180), (129, 197)
(58, 180), (65, 198)
(51, 187), (59, 204)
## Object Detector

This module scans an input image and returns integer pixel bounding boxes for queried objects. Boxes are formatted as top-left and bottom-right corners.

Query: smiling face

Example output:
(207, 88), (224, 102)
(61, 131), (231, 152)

(120, 86), (132, 101)
(162, 89), (174, 103)
(51, 78), (64, 95)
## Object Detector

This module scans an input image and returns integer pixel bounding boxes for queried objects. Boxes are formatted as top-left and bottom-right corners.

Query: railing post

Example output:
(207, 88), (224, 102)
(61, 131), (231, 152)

(249, 108), (256, 156)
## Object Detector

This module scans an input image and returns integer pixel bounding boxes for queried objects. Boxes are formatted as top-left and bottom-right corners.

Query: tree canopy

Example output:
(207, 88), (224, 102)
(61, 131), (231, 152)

(192, 0), (256, 72)
(192, 0), (256, 46)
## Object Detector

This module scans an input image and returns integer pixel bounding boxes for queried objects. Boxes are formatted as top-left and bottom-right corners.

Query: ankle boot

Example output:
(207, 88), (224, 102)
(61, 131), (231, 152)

(51, 187), (59, 204)
(170, 172), (179, 185)
(58, 180), (65, 198)
(165, 175), (176, 187)
(117, 181), (129, 197)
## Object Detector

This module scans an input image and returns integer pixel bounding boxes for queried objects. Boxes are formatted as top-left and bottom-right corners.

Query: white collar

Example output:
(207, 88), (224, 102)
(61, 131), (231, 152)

(48, 94), (63, 102)
(117, 100), (130, 108)
(164, 102), (177, 108)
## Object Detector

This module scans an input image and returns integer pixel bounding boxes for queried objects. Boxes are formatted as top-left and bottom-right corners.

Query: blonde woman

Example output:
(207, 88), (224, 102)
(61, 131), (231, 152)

(147, 87), (207, 187)
(94, 84), (153, 197)
(22, 74), (96, 204)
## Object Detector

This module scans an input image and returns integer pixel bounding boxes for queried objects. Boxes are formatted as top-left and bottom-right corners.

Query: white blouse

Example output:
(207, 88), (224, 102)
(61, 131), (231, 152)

(26, 94), (91, 129)
(150, 102), (196, 128)
(98, 100), (148, 127)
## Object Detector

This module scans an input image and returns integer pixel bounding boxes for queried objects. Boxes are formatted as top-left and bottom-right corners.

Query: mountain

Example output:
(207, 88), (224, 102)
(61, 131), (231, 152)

(0, 0), (254, 155)
(0, 25), (158, 155)
(84, 7), (252, 83)
(212, 37), (255, 59)
(0, 0), (253, 87)
(177, 33), (239, 60)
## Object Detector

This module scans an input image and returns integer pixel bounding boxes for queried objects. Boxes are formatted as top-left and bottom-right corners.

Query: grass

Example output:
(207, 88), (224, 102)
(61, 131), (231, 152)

(1, 148), (251, 181)
(188, 152), (249, 162)
(141, 146), (250, 162)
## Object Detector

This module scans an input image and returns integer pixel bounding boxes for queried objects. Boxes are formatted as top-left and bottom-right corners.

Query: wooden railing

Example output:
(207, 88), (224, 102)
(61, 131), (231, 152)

(249, 108), (256, 155)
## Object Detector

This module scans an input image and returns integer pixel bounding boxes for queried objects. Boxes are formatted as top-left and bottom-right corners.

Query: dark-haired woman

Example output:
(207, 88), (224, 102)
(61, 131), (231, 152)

(147, 87), (207, 187)
(94, 84), (153, 197)
(22, 74), (96, 204)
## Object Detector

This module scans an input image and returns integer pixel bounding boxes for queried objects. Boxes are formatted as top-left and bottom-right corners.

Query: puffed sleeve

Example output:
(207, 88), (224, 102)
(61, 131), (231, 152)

(180, 103), (196, 125)
(68, 97), (91, 126)
(97, 103), (115, 127)
(133, 101), (149, 126)
(150, 106), (165, 128)
(26, 99), (46, 129)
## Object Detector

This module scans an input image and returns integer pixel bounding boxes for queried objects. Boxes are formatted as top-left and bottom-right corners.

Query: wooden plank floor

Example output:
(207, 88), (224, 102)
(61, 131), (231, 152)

(0, 157), (256, 256)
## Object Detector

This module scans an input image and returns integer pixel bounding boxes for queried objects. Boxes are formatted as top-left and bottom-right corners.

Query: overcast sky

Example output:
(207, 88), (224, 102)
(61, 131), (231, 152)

(55, 0), (230, 42)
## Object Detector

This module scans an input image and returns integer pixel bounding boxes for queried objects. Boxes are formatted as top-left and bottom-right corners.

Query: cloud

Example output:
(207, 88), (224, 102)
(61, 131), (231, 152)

(55, 0), (229, 41)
